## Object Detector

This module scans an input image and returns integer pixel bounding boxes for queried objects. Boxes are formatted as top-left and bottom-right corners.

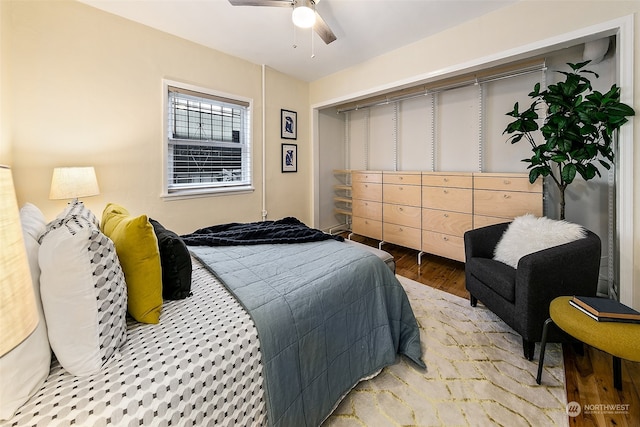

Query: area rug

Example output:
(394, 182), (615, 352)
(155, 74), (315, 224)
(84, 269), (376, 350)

(323, 276), (568, 427)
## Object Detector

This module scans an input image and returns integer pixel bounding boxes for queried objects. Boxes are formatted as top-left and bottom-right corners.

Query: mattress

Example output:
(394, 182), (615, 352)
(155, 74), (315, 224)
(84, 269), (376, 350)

(2, 259), (267, 427)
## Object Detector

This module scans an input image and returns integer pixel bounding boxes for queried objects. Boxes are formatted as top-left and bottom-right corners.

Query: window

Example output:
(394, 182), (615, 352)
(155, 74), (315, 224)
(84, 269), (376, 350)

(164, 81), (252, 196)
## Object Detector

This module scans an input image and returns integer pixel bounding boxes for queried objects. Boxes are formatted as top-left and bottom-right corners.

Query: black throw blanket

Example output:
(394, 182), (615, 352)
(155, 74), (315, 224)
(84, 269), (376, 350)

(181, 217), (344, 247)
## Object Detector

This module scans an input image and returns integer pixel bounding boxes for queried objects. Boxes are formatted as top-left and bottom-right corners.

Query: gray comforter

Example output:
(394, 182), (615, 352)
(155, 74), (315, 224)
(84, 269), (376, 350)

(189, 239), (424, 427)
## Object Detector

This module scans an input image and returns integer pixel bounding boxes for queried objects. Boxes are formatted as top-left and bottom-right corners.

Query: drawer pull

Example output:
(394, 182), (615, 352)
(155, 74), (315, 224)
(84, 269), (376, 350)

(443, 236), (449, 241)
(399, 176), (404, 180)
(503, 194), (511, 199)
(444, 178), (449, 182)
(443, 213), (449, 218)
(503, 180), (511, 184)
(399, 207), (404, 211)
(443, 190), (449, 194)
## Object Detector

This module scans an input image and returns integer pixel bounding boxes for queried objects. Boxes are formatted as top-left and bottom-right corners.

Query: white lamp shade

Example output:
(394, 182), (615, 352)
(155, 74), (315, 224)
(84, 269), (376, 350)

(49, 167), (100, 200)
(0, 166), (38, 357)
(292, 0), (316, 28)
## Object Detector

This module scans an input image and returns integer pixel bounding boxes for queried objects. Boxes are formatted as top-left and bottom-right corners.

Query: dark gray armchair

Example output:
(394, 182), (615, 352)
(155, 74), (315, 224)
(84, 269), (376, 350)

(464, 222), (601, 360)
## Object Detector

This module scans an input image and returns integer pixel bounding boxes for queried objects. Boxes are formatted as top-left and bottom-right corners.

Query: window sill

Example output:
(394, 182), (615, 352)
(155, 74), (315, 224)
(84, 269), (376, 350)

(161, 185), (255, 201)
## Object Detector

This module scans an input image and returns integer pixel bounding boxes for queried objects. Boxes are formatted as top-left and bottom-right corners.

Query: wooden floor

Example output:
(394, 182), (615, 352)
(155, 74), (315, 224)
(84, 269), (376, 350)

(347, 234), (640, 427)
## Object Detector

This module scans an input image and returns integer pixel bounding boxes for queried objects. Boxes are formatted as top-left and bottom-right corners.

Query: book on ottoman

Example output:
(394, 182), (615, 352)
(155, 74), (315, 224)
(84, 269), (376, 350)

(570, 296), (640, 324)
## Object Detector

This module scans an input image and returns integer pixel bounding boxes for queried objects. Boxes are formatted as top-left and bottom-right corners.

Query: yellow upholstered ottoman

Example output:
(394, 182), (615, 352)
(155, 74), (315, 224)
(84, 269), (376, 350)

(536, 296), (640, 390)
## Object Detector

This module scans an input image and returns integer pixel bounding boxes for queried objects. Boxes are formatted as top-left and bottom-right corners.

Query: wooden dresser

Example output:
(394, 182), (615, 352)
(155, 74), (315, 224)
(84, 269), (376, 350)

(347, 170), (543, 262)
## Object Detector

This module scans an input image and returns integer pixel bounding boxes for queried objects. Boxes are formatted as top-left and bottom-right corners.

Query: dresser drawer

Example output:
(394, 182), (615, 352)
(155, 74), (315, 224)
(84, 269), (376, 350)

(383, 223), (421, 250)
(421, 230), (466, 262)
(383, 184), (421, 206)
(352, 200), (382, 221)
(383, 204), (421, 228)
(474, 174), (542, 193)
(352, 171), (382, 184)
(422, 173), (472, 188)
(474, 189), (542, 218)
(422, 187), (472, 213)
(383, 172), (422, 186)
(352, 182), (382, 202)
(422, 208), (472, 236)
(352, 217), (382, 240)
(473, 215), (512, 229)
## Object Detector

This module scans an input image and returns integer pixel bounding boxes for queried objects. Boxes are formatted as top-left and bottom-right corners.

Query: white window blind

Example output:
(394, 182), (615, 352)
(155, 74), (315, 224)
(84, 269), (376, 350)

(166, 84), (251, 195)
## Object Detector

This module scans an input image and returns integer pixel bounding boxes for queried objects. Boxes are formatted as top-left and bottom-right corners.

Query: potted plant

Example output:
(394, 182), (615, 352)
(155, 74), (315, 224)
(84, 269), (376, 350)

(503, 61), (635, 219)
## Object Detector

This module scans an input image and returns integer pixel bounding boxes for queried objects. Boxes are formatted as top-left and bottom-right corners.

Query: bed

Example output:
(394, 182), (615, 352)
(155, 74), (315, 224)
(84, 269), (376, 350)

(2, 212), (424, 427)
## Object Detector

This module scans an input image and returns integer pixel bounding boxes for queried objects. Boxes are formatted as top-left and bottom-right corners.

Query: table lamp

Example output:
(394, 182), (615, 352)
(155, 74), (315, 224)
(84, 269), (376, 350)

(0, 165), (38, 357)
(49, 166), (100, 203)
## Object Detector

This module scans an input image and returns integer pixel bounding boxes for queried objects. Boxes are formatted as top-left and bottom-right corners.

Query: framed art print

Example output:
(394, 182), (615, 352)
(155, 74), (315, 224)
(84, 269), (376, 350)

(281, 109), (297, 140)
(281, 143), (297, 173)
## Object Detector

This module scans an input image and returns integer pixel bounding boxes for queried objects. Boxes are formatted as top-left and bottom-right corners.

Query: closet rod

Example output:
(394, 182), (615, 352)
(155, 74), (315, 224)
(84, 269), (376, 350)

(336, 63), (547, 114)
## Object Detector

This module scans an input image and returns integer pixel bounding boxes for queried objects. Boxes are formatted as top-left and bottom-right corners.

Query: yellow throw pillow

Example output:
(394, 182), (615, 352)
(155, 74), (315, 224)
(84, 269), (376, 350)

(101, 203), (162, 324)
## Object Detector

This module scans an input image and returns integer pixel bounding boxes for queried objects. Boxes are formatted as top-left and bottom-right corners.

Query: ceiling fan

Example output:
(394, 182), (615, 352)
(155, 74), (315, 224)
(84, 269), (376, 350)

(228, 0), (337, 45)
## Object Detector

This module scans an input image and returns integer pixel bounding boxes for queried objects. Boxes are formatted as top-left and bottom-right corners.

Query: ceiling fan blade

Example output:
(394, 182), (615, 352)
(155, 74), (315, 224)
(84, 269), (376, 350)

(228, 0), (292, 7)
(313, 11), (336, 44)
(229, 0), (337, 44)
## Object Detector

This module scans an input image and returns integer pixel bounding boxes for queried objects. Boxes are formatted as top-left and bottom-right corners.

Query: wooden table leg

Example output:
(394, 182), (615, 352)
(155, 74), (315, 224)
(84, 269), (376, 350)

(613, 356), (622, 391)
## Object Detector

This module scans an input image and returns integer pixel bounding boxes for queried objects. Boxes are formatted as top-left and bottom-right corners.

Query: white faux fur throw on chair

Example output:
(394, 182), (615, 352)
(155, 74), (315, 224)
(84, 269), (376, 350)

(493, 214), (587, 268)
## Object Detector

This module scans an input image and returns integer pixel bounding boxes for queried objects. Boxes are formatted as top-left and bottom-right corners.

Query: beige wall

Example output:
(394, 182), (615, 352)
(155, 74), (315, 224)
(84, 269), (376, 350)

(310, 0), (640, 308)
(0, 1), (12, 163)
(263, 67), (311, 222)
(1, 0), (311, 235)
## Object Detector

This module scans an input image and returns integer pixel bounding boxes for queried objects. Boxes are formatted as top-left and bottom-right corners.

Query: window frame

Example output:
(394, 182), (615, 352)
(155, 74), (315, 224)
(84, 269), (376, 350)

(162, 79), (254, 199)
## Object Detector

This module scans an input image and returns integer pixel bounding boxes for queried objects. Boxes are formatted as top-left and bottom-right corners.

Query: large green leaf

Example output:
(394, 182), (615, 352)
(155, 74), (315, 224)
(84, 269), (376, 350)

(576, 163), (599, 180)
(521, 108), (539, 119)
(528, 83), (541, 97)
(561, 163), (577, 184)
(522, 119), (539, 132)
(551, 153), (568, 162)
(505, 102), (520, 117)
(598, 159), (611, 170)
(569, 61), (594, 72)
(605, 103), (636, 116)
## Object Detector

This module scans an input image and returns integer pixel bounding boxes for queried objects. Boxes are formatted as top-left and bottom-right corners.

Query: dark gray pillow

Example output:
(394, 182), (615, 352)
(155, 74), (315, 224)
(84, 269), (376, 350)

(149, 219), (192, 300)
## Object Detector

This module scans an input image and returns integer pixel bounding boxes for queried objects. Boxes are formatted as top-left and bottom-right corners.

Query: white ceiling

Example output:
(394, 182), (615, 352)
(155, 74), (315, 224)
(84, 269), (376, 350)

(79, 0), (517, 82)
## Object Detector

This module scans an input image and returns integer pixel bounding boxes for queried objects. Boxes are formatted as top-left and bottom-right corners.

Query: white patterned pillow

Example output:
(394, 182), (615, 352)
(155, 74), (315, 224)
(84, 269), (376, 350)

(39, 200), (99, 243)
(0, 204), (51, 420)
(39, 214), (128, 376)
(494, 214), (587, 268)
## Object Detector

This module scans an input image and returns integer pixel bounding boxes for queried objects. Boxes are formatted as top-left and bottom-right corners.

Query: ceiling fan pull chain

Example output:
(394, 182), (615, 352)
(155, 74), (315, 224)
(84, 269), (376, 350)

(311, 28), (315, 58)
(292, 23), (297, 49)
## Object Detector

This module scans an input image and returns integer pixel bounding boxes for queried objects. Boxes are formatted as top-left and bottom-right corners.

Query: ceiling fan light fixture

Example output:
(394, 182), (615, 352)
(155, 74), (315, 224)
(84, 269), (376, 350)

(292, 0), (316, 28)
